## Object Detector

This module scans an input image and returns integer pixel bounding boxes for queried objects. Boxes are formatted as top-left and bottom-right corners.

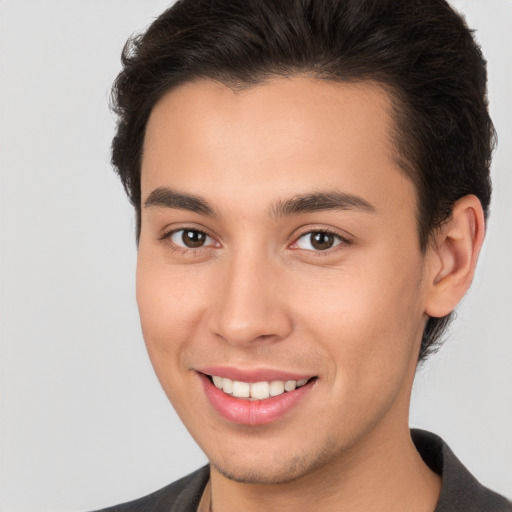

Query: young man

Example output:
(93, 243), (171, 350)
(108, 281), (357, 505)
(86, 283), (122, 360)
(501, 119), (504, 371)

(97, 0), (511, 510)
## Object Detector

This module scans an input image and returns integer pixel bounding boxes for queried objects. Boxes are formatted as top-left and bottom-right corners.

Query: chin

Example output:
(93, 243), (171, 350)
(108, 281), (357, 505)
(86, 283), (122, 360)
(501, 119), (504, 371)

(209, 439), (337, 485)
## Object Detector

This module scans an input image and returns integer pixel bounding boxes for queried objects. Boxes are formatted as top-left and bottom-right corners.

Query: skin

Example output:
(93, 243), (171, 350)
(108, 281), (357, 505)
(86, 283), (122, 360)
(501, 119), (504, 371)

(137, 77), (484, 511)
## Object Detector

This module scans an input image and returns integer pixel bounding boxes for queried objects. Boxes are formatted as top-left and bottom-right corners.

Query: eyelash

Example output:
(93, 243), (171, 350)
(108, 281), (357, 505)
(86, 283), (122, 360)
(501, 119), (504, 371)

(159, 227), (349, 255)
(159, 227), (218, 254)
(291, 228), (349, 255)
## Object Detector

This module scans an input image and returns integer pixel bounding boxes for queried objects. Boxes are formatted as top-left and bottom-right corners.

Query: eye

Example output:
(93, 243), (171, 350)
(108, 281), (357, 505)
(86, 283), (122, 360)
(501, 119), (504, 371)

(169, 229), (216, 249)
(294, 231), (344, 251)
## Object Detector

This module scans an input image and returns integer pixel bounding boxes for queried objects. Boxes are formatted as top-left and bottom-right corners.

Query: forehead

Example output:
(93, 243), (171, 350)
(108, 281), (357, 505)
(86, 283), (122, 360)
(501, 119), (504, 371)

(141, 77), (413, 217)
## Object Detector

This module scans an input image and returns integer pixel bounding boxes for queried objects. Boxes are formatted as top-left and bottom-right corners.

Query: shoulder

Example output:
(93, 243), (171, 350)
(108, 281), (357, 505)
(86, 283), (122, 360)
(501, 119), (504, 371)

(91, 465), (210, 512)
(411, 429), (512, 512)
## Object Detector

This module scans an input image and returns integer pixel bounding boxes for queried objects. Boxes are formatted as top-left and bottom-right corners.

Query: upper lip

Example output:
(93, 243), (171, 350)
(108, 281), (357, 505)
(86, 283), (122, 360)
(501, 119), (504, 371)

(196, 366), (314, 383)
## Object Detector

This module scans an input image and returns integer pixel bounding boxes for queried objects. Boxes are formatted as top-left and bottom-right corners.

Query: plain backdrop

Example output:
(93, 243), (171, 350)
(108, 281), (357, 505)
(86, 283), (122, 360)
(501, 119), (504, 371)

(0, 1), (511, 510)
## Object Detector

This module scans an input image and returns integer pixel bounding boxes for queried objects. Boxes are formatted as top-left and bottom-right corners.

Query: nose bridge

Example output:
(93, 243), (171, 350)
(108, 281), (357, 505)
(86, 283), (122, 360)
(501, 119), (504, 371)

(209, 244), (291, 346)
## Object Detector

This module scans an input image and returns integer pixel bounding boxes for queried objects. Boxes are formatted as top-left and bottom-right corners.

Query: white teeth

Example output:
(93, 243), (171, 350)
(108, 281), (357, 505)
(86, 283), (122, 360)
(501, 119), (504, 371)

(211, 375), (310, 400)
(284, 380), (297, 392)
(222, 377), (233, 394)
(250, 381), (270, 399)
(269, 380), (285, 397)
(232, 380), (251, 398)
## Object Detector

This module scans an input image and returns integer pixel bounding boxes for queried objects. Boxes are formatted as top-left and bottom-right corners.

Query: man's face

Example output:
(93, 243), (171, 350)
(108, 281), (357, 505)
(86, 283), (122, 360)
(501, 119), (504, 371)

(137, 77), (432, 484)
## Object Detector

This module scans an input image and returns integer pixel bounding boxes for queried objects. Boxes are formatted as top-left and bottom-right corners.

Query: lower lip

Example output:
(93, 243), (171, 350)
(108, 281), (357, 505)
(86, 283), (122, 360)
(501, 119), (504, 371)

(199, 374), (315, 426)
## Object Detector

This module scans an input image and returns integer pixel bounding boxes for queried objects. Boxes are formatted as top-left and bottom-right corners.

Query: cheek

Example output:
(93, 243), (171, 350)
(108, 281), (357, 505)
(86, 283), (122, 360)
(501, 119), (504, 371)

(135, 254), (210, 384)
(292, 252), (426, 384)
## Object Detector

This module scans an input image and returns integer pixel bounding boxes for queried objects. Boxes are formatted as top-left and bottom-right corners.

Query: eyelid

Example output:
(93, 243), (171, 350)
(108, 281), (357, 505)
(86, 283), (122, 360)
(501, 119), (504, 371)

(158, 224), (350, 254)
(289, 226), (351, 252)
(159, 225), (221, 250)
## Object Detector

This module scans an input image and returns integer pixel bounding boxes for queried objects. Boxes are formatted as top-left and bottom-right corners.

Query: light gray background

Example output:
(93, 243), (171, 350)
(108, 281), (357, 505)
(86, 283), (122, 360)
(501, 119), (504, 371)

(0, 1), (510, 511)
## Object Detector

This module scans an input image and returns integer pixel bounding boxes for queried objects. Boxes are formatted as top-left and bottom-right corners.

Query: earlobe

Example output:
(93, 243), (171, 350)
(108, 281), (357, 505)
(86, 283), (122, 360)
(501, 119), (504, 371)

(425, 195), (486, 318)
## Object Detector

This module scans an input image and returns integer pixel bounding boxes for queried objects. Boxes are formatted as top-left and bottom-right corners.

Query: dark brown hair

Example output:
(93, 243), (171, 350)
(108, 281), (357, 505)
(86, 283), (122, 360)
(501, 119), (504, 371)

(111, 0), (495, 361)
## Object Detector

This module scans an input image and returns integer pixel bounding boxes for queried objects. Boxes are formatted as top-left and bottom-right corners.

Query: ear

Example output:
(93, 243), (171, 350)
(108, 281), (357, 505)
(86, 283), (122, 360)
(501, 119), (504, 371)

(424, 195), (486, 318)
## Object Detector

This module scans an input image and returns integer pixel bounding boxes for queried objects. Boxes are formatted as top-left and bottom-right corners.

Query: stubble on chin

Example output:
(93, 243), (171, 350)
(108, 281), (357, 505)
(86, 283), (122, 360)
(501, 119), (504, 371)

(210, 435), (337, 485)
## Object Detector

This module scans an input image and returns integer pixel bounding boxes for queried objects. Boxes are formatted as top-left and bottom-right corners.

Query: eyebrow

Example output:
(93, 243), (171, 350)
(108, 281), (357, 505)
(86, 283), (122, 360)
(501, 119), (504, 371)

(143, 187), (376, 218)
(270, 191), (376, 218)
(144, 187), (216, 216)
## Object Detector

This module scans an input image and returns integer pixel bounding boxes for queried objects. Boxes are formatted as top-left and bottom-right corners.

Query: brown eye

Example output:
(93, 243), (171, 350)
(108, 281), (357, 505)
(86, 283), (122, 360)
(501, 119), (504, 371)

(311, 232), (335, 250)
(170, 229), (213, 248)
(295, 231), (343, 251)
(182, 230), (206, 248)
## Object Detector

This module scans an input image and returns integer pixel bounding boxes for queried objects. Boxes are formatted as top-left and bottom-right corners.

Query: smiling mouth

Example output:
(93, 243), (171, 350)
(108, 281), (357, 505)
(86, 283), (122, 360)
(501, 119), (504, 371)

(207, 375), (313, 400)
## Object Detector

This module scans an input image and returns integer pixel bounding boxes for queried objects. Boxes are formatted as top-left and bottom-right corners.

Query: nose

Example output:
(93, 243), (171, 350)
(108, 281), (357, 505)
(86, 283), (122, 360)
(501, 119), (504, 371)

(207, 251), (293, 347)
